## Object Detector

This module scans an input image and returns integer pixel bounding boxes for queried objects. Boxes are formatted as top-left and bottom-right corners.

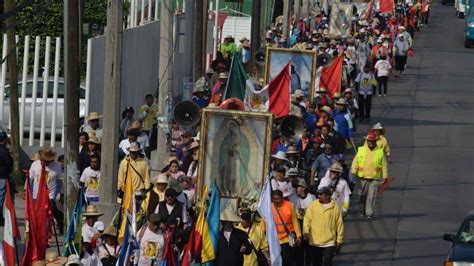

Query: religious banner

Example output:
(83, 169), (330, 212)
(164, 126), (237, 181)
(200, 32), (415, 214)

(329, 3), (353, 37)
(198, 108), (273, 203)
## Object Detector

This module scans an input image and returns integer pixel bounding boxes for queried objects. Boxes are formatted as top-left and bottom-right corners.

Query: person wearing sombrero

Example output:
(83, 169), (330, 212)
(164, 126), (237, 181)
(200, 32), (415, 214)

(312, 87), (333, 110)
(119, 120), (149, 160)
(118, 142), (150, 198)
(238, 37), (251, 71)
(220, 35), (238, 60)
(98, 226), (121, 265)
(351, 131), (388, 219)
(319, 162), (351, 217)
(29, 148), (64, 233)
(81, 112), (103, 142)
(185, 141), (200, 182)
(215, 209), (252, 266)
(80, 152), (101, 204)
(78, 133), (101, 174)
(371, 122), (391, 163)
(81, 205), (104, 265)
(333, 98), (355, 148)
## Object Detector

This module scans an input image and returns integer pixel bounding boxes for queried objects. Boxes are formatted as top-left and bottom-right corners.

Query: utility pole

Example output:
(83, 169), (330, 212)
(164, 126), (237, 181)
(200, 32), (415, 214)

(151, 0), (173, 171)
(301, 0), (309, 18)
(98, 0), (123, 223)
(294, 0), (301, 27)
(194, 0), (204, 80)
(5, 0), (19, 179)
(250, 0), (261, 76)
(64, 0), (81, 228)
(283, 0), (291, 45)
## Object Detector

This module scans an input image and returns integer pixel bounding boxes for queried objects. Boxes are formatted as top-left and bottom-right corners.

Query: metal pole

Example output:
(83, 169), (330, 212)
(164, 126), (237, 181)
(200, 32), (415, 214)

(19, 35), (29, 145)
(50, 37), (61, 147)
(151, 0), (173, 170)
(283, 0), (291, 45)
(5, 0), (20, 179)
(250, 0), (261, 74)
(194, 0), (204, 80)
(213, 0), (219, 60)
(39, 36), (51, 147)
(64, 0), (81, 232)
(98, 0), (123, 223)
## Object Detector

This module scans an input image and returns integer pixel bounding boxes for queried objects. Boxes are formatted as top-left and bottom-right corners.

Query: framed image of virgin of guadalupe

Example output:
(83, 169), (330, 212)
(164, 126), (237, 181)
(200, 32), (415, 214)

(198, 108), (273, 202)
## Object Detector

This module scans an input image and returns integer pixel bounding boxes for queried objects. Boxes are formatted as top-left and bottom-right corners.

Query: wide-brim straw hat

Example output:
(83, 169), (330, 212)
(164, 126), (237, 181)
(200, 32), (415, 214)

(343, 88), (353, 95)
(155, 173), (169, 184)
(102, 226), (118, 237)
(45, 251), (68, 266)
(272, 151), (288, 160)
(286, 146), (299, 154)
(87, 112), (102, 121)
(185, 141), (200, 152)
(86, 136), (101, 145)
(65, 255), (81, 266)
(83, 205), (103, 217)
(329, 162), (343, 173)
(127, 142), (141, 152)
(316, 87), (327, 93)
(220, 209), (242, 222)
(294, 89), (303, 99)
(219, 72), (228, 79)
(335, 98), (347, 105)
(127, 120), (142, 133)
(320, 106), (332, 114)
(39, 148), (56, 162)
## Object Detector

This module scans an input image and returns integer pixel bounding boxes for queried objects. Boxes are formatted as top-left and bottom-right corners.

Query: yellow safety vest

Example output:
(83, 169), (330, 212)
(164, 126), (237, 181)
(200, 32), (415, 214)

(355, 146), (385, 179)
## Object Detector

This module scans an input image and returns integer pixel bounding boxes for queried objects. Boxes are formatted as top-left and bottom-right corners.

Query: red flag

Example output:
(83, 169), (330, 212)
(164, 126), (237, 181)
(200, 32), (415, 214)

(34, 162), (53, 261)
(268, 61), (291, 119)
(320, 55), (344, 98)
(181, 223), (196, 266)
(162, 228), (178, 266)
(21, 179), (39, 265)
(3, 181), (20, 266)
(380, 0), (394, 13)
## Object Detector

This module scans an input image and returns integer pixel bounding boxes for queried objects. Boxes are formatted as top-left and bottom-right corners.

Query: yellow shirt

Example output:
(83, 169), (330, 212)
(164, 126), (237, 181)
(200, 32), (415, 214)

(236, 223), (269, 266)
(303, 200), (344, 246)
(140, 104), (159, 131)
(118, 157), (150, 192)
(377, 135), (391, 157)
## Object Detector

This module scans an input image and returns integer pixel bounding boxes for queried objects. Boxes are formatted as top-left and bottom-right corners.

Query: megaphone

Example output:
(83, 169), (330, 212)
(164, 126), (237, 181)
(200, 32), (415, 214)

(317, 52), (333, 68)
(254, 49), (266, 66)
(219, 98), (245, 111)
(173, 100), (201, 129)
(280, 115), (305, 143)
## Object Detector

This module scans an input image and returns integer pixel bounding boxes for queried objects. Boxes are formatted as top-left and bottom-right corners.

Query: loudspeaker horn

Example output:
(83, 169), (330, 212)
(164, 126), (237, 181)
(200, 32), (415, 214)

(219, 98), (246, 111)
(317, 52), (333, 68)
(173, 100), (201, 128)
(254, 49), (266, 66)
(280, 115), (305, 143)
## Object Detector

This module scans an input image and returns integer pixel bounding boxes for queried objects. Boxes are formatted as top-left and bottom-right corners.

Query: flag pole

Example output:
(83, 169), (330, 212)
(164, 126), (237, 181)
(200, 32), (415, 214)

(50, 214), (61, 255)
(223, 54), (236, 99)
(14, 238), (20, 266)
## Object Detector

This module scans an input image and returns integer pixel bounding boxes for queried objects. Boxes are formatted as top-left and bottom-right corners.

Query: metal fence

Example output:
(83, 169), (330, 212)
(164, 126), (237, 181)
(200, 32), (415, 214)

(0, 34), (73, 148)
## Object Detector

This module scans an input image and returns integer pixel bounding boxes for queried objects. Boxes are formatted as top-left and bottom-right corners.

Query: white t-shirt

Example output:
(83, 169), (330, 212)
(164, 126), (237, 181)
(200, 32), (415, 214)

(183, 189), (195, 206)
(82, 223), (99, 243)
(318, 171), (352, 212)
(355, 72), (375, 96)
(80, 167), (101, 198)
(296, 193), (317, 210)
(138, 227), (165, 266)
(29, 160), (61, 199)
(98, 243), (121, 259)
(374, 60), (392, 77)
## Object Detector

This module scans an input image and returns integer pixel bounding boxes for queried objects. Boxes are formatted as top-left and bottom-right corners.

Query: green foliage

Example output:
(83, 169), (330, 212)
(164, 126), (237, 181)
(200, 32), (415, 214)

(7, 0), (109, 77)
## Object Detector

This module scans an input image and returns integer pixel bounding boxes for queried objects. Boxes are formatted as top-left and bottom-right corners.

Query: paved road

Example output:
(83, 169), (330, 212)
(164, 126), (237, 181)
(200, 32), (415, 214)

(335, 2), (474, 265)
